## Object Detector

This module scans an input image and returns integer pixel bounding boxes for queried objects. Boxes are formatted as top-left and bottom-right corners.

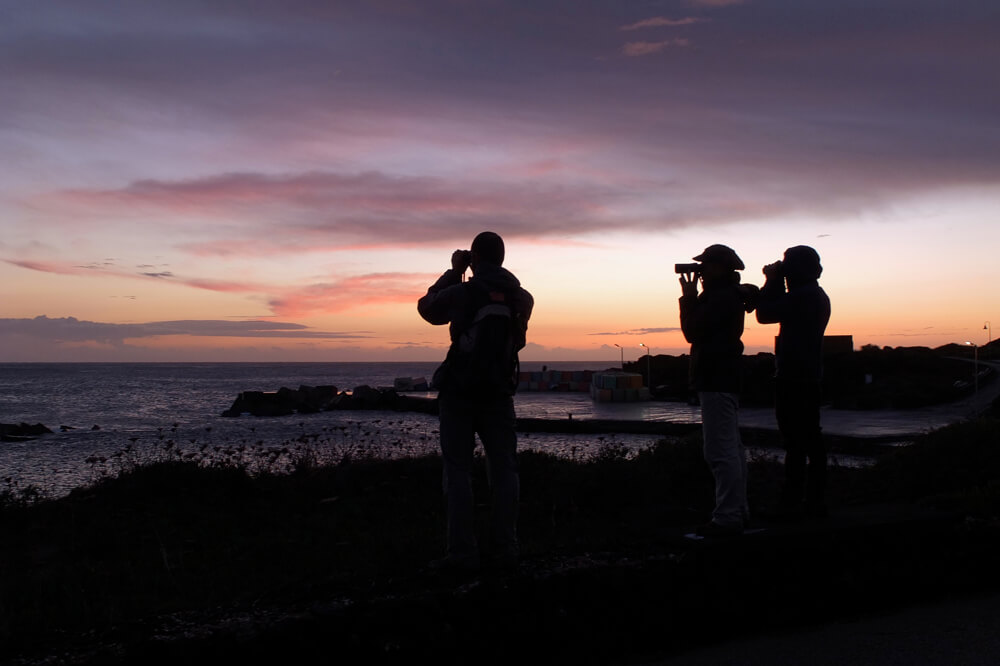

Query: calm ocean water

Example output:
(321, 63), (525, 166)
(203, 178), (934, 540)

(0, 362), (700, 497)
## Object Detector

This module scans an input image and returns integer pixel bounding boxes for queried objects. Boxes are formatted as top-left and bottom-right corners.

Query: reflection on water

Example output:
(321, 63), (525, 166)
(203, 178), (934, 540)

(516, 391), (702, 423)
(2, 401), (668, 499)
(10, 390), (907, 499)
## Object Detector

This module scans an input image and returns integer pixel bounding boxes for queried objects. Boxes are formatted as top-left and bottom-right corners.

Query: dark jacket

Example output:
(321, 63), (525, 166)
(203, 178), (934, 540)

(418, 262), (534, 391)
(755, 277), (831, 382)
(679, 281), (746, 393)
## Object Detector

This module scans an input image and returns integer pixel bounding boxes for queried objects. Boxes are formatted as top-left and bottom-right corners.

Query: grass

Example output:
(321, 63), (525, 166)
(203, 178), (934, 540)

(3, 417), (1000, 662)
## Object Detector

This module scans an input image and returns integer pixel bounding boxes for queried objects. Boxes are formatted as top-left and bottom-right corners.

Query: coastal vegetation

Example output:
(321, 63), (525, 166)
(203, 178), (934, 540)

(3, 403), (1000, 663)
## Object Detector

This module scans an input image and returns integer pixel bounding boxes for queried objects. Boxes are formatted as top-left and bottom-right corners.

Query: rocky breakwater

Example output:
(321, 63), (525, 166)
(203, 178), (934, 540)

(221, 385), (438, 418)
(1, 423), (53, 442)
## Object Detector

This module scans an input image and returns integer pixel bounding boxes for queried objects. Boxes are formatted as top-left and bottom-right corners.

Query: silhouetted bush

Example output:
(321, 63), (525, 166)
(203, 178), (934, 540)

(5, 418), (1000, 662)
(869, 417), (1000, 506)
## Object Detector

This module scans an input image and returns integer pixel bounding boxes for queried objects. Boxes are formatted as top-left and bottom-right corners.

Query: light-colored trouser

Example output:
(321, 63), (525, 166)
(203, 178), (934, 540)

(700, 391), (749, 528)
(438, 392), (519, 564)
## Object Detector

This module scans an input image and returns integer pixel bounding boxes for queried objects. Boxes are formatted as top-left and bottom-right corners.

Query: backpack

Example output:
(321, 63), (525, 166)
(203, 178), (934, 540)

(438, 281), (525, 396)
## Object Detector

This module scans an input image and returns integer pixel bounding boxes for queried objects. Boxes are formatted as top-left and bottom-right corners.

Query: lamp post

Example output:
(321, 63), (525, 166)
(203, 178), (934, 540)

(986, 322), (992, 359)
(639, 343), (651, 388)
(964, 341), (979, 397)
(614, 343), (624, 369)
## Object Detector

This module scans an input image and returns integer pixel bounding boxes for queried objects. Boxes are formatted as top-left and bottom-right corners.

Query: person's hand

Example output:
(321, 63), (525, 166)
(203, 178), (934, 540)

(738, 283), (760, 312)
(451, 249), (471, 273)
(679, 272), (698, 298)
(762, 261), (783, 279)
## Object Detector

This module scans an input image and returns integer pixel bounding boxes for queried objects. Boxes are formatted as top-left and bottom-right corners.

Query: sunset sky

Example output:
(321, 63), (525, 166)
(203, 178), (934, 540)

(2, 0), (998, 362)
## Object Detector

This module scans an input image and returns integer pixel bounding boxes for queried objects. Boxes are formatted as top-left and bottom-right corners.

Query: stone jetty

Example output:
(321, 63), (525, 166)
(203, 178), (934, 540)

(220, 385), (438, 418)
(517, 369), (594, 392)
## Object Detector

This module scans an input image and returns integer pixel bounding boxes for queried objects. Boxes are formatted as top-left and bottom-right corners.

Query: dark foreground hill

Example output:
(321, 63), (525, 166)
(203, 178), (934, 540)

(3, 415), (1000, 664)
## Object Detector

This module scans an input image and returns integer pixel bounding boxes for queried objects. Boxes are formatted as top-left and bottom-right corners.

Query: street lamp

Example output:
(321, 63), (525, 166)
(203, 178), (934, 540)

(964, 341), (979, 397)
(614, 343), (624, 369)
(639, 343), (652, 388)
(986, 322), (992, 359)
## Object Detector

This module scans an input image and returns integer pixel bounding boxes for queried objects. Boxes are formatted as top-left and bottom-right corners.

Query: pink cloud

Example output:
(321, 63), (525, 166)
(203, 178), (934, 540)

(686, 0), (744, 6)
(5, 259), (84, 276)
(178, 238), (445, 258)
(622, 39), (691, 56)
(620, 17), (705, 31)
(5, 257), (269, 292)
(179, 277), (267, 293)
(0, 316), (374, 344)
(55, 171), (491, 215)
(269, 272), (438, 317)
(497, 158), (566, 178)
(42, 170), (632, 252)
(5, 256), (437, 317)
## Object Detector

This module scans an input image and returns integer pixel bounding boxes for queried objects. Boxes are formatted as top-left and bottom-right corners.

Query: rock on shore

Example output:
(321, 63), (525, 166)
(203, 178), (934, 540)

(220, 385), (438, 417)
(0, 422), (53, 442)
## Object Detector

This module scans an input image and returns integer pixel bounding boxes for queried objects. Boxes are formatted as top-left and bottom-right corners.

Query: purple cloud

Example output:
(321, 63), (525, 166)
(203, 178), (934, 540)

(0, 316), (374, 345)
(3, 0), (999, 264)
(589, 327), (682, 336)
(620, 17), (705, 31)
(622, 39), (691, 56)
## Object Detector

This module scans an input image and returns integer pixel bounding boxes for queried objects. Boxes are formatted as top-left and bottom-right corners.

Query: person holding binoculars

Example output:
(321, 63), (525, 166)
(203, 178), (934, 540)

(418, 231), (534, 574)
(677, 244), (758, 537)
(756, 246), (831, 521)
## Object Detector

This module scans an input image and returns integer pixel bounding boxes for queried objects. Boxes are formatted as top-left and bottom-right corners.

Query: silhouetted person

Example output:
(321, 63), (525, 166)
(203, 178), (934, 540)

(679, 244), (757, 537)
(418, 231), (533, 574)
(756, 245), (831, 519)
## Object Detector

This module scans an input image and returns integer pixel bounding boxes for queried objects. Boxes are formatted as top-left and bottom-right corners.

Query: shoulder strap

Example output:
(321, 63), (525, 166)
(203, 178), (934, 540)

(473, 303), (512, 323)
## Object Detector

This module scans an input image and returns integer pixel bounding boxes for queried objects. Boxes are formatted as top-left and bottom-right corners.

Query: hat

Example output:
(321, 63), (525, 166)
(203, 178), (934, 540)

(783, 245), (822, 280)
(693, 244), (745, 271)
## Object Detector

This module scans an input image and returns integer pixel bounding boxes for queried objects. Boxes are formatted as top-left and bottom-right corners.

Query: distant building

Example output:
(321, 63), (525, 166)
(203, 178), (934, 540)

(589, 371), (651, 403)
(773, 335), (853, 355)
(823, 335), (854, 355)
(518, 369), (593, 393)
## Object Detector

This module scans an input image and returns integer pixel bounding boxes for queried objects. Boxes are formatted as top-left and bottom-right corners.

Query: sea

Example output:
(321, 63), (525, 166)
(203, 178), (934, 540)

(0, 361), (704, 498)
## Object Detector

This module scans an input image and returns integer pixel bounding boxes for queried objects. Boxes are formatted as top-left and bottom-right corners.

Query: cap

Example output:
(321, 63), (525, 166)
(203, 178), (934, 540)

(693, 244), (745, 271)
